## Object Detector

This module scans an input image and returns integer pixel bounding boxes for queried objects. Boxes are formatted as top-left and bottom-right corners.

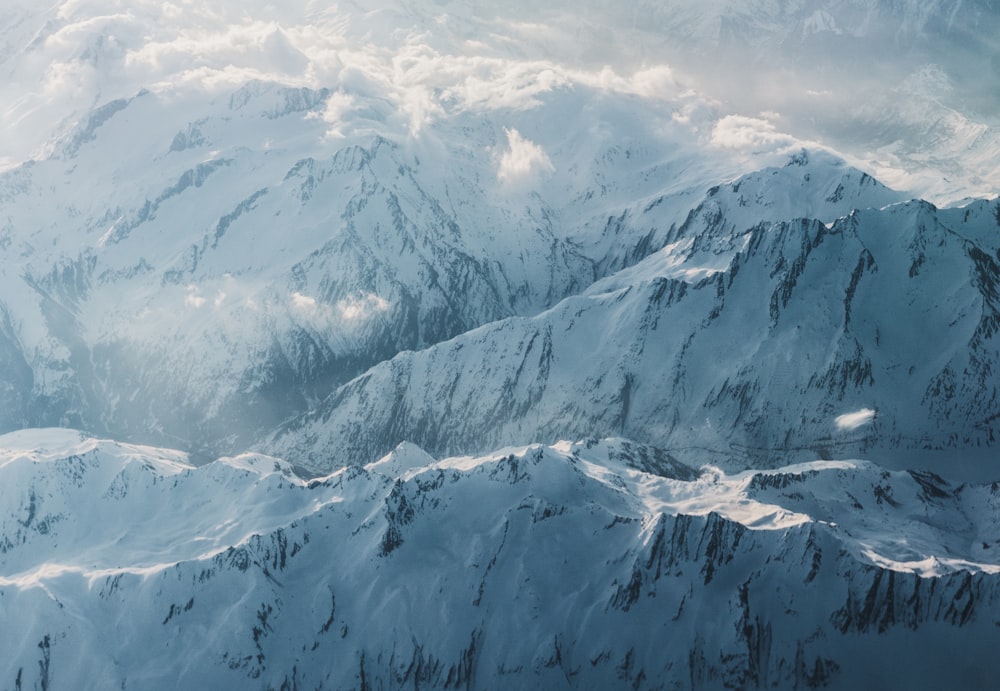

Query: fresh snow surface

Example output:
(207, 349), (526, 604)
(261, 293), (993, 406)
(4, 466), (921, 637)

(2, 431), (999, 689)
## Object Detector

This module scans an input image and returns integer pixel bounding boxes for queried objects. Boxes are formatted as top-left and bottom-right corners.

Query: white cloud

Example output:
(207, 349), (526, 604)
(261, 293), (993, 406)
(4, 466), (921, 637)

(289, 291), (317, 313)
(126, 22), (309, 83)
(834, 408), (876, 431)
(184, 279), (257, 312)
(627, 65), (681, 98)
(399, 84), (442, 135)
(571, 65), (683, 101)
(312, 90), (355, 139)
(0, 4), (698, 165)
(497, 127), (553, 183)
(335, 293), (390, 321)
(3, 1), (995, 204)
(709, 114), (799, 154)
(184, 285), (206, 308)
(438, 57), (568, 113)
(290, 291), (390, 323)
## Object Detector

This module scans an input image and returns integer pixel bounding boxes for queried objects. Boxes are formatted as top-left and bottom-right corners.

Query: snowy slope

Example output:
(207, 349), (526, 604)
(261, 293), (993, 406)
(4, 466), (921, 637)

(2, 430), (999, 690)
(0, 78), (739, 454)
(0, 0), (996, 460)
(0, 73), (909, 458)
(267, 169), (1000, 479)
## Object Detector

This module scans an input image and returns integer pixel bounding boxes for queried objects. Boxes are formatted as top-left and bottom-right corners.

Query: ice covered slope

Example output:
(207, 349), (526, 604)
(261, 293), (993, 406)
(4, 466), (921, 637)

(2, 430), (999, 690)
(267, 164), (1000, 479)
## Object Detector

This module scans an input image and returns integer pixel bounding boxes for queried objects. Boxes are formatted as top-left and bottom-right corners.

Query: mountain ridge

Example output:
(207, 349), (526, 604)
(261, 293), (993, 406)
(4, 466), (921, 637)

(264, 162), (999, 479)
(2, 429), (999, 689)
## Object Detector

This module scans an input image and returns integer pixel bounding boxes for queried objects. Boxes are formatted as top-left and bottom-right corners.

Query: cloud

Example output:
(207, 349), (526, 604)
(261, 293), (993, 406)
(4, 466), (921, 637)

(166, 278), (256, 316)
(289, 291), (317, 313)
(184, 283), (232, 310)
(437, 57), (568, 113)
(834, 408), (876, 431)
(335, 293), (390, 321)
(291, 291), (390, 323)
(185, 285), (206, 308)
(0, 4), (729, 174)
(126, 22), (310, 86)
(570, 64), (683, 101)
(626, 65), (682, 98)
(497, 127), (553, 183)
(709, 114), (799, 155)
(311, 90), (356, 139)
(2, 1), (996, 204)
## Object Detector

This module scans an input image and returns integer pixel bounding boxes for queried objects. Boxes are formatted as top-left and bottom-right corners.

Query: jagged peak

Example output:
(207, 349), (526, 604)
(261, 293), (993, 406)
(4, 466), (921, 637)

(365, 441), (437, 478)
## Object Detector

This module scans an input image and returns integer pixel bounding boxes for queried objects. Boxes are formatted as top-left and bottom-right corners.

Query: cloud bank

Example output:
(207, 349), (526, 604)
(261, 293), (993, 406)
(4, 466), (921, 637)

(0, 1), (997, 203)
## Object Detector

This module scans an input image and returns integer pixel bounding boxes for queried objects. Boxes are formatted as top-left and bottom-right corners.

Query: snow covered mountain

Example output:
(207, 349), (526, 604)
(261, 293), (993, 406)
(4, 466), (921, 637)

(0, 77), (734, 455)
(2, 430), (999, 689)
(266, 154), (1000, 479)
(2, 1), (1000, 689)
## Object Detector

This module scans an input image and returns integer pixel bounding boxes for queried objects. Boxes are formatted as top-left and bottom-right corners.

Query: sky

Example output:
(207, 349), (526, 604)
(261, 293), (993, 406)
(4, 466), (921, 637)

(0, 0), (998, 204)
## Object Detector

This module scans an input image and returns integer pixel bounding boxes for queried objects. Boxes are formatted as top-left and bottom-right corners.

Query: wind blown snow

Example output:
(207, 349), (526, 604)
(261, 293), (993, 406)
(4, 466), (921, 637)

(834, 408), (877, 431)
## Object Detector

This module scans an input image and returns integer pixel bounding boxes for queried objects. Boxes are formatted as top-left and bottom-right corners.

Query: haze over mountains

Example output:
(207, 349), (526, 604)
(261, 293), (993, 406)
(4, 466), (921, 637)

(0, 1), (998, 689)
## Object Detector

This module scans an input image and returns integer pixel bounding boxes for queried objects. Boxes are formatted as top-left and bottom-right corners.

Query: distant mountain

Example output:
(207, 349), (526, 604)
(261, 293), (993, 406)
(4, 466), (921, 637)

(0, 81), (728, 456)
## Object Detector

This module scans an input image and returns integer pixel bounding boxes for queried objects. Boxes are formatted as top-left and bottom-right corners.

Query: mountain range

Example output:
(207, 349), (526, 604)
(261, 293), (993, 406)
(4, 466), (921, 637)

(3, 430), (999, 689)
(1, 1), (999, 688)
